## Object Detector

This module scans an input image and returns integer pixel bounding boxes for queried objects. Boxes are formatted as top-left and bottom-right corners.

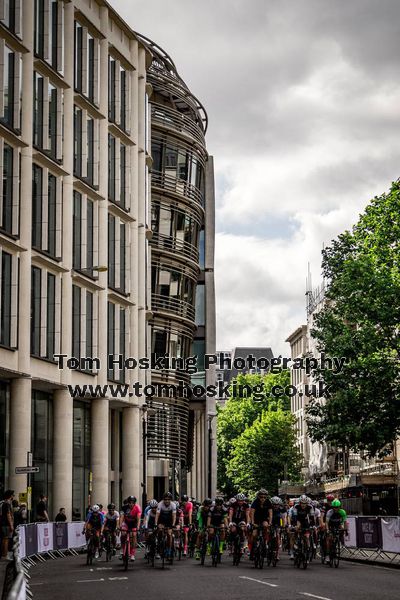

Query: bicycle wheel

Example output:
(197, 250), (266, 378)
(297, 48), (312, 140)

(333, 538), (340, 568)
(200, 534), (207, 566)
(211, 535), (219, 567)
(302, 543), (309, 570)
(122, 541), (129, 571)
(319, 533), (326, 564)
(86, 538), (93, 566)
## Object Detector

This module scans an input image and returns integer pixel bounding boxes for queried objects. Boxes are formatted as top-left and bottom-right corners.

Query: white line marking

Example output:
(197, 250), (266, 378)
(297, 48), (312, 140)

(108, 577), (128, 581)
(76, 578), (105, 583)
(299, 593), (333, 600)
(96, 567), (113, 570)
(239, 576), (278, 588)
(30, 583), (44, 586)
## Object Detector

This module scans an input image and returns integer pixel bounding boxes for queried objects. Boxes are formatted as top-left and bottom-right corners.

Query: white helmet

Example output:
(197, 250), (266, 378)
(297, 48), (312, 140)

(149, 499), (158, 508)
(236, 493), (246, 501)
(271, 496), (282, 504)
(92, 504), (100, 512)
(229, 497), (236, 505)
(299, 495), (308, 504)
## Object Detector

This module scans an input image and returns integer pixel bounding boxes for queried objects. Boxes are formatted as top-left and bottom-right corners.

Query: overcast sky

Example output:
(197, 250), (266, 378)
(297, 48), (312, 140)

(110, 0), (400, 356)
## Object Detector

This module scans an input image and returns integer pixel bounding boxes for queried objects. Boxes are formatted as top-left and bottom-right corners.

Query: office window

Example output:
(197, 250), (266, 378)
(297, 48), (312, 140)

(108, 214), (127, 293)
(107, 301), (115, 380)
(86, 291), (93, 359)
(72, 284), (81, 359)
(108, 134), (115, 201)
(74, 106), (99, 186)
(119, 308), (126, 383)
(108, 136), (130, 211)
(120, 143), (126, 209)
(33, 71), (63, 160)
(72, 191), (98, 276)
(0, 0), (22, 35)
(108, 55), (130, 132)
(1, 142), (19, 236)
(34, 0), (63, 73)
(0, 251), (11, 346)
(31, 265), (60, 359)
(0, 41), (21, 131)
(72, 286), (97, 366)
(32, 164), (61, 258)
(107, 301), (126, 382)
(74, 21), (99, 105)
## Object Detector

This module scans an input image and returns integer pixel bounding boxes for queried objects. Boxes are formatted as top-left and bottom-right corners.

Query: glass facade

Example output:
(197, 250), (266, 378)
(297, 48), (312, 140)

(34, 0), (63, 72)
(0, 251), (12, 347)
(72, 400), (91, 521)
(31, 390), (53, 517)
(33, 72), (62, 160)
(1, 143), (14, 235)
(0, 382), (9, 498)
(151, 201), (200, 260)
(32, 164), (58, 258)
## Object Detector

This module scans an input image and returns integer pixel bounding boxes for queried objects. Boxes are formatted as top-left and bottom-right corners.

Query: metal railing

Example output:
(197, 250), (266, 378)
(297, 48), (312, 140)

(151, 104), (205, 146)
(150, 231), (199, 263)
(151, 293), (196, 322)
(151, 170), (204, 208)
(2, 531), (27, 600)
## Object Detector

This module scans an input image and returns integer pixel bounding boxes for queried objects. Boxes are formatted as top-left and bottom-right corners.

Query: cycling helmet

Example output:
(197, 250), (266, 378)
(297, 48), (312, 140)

(236, 493), (246, 501)
(326, 494), (335, 501)
(163, 492), (173, 499)
(181, 495), (189, 502)
(203, 498), (212, 506)
(92, 504), (100, 512)
(332, 499), (341, 507)
(257, 489), (268, 497)
(215, 497), (224, 505)
(107, 503), (115, 510)
(299, 494), (308, 504)
(229, 497), (236, 505)
(149, 499), (158, 508)
(127, 496), (136, 503)
(271, 496), (282, 504)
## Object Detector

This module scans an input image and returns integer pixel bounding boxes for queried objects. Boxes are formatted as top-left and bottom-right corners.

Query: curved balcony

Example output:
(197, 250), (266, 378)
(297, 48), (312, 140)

(151, 103), (205, 147)
(151, 368), (191, 386)
(152, 293), (196, 323)
(151, 170), (204, 209)
(150, 231), (199, 264)
(146, 397), (189, 463)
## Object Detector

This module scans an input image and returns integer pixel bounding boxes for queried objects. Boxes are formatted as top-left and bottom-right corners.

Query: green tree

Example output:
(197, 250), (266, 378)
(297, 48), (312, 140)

(227, 409), (301, 497)
(217, 370), (295, 495)
(306, 181), (400, 457)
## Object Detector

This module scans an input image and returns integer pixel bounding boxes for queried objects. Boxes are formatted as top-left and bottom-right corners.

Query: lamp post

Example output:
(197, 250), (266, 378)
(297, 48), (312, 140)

(141, 405), (157, 509)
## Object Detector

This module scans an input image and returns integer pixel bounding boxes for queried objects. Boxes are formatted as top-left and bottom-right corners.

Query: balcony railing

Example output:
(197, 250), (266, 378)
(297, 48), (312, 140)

(152, 293), (196, 322)
(151, 170), (204, 209)
(150, 231), (199, 263)
(151, 104), (205, 146)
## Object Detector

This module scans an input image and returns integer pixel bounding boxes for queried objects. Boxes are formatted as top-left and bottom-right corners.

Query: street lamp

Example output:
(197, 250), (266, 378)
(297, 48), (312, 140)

(207, 412), (217, 497)
(141, 405), (157, 509)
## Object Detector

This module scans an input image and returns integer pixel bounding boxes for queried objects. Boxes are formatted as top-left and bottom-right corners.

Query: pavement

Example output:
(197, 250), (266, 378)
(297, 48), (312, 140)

(28, 548), (400, 600)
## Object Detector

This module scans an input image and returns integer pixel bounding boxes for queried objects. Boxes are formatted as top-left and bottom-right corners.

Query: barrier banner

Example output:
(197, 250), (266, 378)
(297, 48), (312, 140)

(67, 522), (86, 548)
(53, 523), (68, 550)
(37, 523), (54, 553)
(381, 517), (400, 553)
(24, 524), (38, 556)
(344, 516), (357, 547)
(356, 517), (382, 548)
(18, 524), (26, 559)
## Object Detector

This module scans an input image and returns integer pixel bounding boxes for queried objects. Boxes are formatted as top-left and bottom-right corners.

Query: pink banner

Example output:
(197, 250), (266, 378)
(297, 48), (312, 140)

(345, 516), (357, 547)
(37, 523), (54, 553)
(381, 517), (400, 553)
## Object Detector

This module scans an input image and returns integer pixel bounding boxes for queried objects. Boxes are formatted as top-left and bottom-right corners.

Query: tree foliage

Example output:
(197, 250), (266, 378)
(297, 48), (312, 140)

(217, 371), (301, 496)
(306, 181), (400, 456)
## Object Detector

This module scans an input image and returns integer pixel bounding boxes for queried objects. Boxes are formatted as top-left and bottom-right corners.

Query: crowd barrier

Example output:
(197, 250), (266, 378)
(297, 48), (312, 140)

(18, 522), (86, 559)
(344, 516), (400, 552)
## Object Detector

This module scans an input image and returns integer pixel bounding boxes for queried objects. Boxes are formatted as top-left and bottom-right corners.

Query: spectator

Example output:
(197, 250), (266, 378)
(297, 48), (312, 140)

(36, 494), (49, 523)
(14, 503), (28, 527)
(0, 490), (14, 559)
(55, 508), (67, 522)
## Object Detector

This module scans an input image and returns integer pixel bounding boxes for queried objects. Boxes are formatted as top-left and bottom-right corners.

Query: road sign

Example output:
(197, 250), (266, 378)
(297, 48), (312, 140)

(15, 466), (40, 474)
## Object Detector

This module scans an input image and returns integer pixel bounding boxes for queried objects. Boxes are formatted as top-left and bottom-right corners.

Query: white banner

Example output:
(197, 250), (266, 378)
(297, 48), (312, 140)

(381, 517), (400, 553)
(67, 522), (86, 548)
(18, 525), (26, 559)
(345, 516), (357, 547)
(37, 523), (54, 553)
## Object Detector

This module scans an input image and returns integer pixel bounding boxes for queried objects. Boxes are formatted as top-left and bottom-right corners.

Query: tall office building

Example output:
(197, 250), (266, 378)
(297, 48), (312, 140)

(0, 0), (216, 517)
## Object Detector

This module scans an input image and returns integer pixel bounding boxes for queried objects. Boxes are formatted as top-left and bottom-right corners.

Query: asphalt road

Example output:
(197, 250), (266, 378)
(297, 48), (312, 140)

(29, 548), (400, 600)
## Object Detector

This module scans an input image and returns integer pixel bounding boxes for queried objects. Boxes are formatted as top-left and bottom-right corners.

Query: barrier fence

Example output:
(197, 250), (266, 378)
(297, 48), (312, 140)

(18, 522), (86, 559)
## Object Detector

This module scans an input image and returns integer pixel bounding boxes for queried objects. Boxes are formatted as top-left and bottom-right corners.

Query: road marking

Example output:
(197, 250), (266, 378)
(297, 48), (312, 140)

(95, 567), (113, 570)
(108, 577), (128, 581)
(76, 578), (105, 583)
(299, 593), (333, 600)
(239, 576), (278, 588)
(30, 583), (44, 586)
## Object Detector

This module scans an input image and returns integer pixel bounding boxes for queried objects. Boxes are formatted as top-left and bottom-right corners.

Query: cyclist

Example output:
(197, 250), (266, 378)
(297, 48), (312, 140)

(228, 493), (250, 554)
(287, 499), (298, 559)
(249, 489), (272, 559)
(293, 495), (314, 558)
(207, 497), (228, 556)
(195, 498), (212, 560)
(84, 504), (104, 559)
(103, 503), (119, 555)
(270, 496), (287, 561)
(325, 499), (348, 560)
(309, 500), (321, 551)
(155, 492), (177, 559)
(181, 495), (193, 556)
(144, 499), (158, 559)
(119, 495), (141, 562)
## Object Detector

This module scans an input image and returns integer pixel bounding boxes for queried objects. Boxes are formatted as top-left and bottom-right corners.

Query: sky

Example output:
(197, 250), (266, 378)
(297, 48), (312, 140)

(110, 0), (400, 356)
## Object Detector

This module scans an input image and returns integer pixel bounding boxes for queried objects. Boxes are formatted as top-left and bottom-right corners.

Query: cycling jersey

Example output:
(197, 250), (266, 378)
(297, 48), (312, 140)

(208, 506), (227, 527)
(250, 497), (273, 524)
(292, 504), (314, 528)
(288, 506), (297, 526)
(122, 504), (141, 529)
(229, 501), (249, 524)
(320, 502), (332, 523)
(86, 511), (104, 530)
(271, 507), (286, 527)
(145, 509), (157, 530)
(326, 508), (347, 529)
(175, 508), (184, 527)
(309, 507), (321, 527)
(157, 501), (176, 527)
(181, 501), (193, 525)
(197, 507), (210, 530)
(104, 511), (119, 530)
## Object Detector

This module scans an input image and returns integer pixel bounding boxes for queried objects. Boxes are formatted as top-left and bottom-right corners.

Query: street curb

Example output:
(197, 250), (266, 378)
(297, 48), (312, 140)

(341, 556), (400, 570)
